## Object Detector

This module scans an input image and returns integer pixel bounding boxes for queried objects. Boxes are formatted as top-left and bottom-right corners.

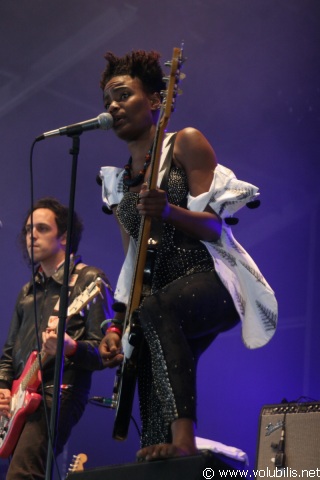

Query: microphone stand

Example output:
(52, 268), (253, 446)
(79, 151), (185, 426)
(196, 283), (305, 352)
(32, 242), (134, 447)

(45, 134), (80, 480)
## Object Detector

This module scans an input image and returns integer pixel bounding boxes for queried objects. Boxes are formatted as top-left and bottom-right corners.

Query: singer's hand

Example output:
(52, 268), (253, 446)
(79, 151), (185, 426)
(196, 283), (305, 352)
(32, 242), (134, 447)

(137, 184), (170, 220)
(99, 333), (123, 368)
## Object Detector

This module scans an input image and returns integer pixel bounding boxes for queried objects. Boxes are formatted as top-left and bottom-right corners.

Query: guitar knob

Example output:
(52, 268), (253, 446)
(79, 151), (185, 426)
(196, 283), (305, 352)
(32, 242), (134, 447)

(128, 326), (142, 347)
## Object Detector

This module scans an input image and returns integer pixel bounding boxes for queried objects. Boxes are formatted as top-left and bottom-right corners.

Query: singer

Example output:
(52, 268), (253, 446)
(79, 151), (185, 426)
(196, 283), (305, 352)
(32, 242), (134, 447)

(0, 197), (114, 479)
(98, 50), (278, 461)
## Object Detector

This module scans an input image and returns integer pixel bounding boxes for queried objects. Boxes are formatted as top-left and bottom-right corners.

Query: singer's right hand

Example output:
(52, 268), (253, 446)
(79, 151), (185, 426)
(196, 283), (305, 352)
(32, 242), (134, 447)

(99, 333), (123, 368)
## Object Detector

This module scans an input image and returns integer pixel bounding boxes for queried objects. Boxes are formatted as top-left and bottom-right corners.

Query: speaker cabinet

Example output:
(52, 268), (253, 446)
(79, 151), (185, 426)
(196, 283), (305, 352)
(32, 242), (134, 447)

(256, 402), (320, 478)
(68, 449), (247, 479)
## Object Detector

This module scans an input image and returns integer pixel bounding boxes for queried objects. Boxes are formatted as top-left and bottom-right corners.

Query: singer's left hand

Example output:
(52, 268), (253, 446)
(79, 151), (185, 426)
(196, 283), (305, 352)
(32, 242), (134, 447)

(99, 333), (123, 368)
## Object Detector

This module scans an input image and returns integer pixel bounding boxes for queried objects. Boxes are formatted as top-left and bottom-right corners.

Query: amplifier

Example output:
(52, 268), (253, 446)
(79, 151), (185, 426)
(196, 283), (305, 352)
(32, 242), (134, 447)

(256, 402), (320, 477)
(68, 449), (247, 479)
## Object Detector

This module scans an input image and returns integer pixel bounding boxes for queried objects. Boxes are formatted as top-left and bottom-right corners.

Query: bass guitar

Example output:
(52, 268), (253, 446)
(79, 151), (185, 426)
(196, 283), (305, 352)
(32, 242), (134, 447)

(0, 277), (102, 458)
(111, 45), (185, 441)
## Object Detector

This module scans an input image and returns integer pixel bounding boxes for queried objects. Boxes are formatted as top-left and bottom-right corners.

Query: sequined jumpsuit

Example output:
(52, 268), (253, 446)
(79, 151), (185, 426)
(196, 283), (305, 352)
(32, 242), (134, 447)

(116, 164), (239, 447)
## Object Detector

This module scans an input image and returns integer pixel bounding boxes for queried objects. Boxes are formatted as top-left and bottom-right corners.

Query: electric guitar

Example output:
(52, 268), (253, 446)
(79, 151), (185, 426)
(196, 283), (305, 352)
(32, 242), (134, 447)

(111, 45), (185, 441)
(0, 278), (102, 458)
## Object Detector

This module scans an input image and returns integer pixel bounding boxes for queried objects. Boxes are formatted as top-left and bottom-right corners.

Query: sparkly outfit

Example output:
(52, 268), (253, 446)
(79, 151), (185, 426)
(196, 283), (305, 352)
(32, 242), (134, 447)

(100, 132), (277, 447)
(116, 166), (239, 445)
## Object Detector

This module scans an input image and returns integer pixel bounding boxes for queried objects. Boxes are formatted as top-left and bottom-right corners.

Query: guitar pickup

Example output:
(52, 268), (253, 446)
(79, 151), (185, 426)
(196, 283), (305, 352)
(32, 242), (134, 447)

(143, 238), (159, 296)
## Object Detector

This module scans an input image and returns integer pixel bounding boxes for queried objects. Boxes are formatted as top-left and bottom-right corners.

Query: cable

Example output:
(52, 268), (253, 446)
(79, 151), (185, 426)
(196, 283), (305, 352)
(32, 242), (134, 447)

(29, 139), (62, 480)
(88, 396), (141, 438)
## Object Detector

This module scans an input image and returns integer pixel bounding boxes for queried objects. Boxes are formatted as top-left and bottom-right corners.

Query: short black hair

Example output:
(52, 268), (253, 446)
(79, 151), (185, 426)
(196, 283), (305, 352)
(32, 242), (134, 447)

(100, 50), (166, 95)
(19, 197), (83, 265)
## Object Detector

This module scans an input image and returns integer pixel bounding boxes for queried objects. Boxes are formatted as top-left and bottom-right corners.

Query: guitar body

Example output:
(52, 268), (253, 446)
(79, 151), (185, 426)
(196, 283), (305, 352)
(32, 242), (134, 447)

(111, 46), (184, 441)
(0, 351), (42, 458)
(112, 316), (143, 440)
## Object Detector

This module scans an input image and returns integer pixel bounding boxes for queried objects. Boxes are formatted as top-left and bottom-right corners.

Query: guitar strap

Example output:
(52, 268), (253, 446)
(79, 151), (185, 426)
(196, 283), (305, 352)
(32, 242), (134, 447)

(142, 133), (177, 296)
(159, 132), (177, 191)
(148, 132), (177, 244)
(48, 262), (87, 329)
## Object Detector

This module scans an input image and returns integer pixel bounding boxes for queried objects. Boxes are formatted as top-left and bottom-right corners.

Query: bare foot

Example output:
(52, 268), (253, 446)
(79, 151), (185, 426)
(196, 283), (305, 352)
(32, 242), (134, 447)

(137, 418), (198, 462)
(136, 443), (198, 462)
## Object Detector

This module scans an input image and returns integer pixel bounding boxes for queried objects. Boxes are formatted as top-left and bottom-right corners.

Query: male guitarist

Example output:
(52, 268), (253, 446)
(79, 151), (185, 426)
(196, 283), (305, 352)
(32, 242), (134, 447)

(0, 197), (113, 479)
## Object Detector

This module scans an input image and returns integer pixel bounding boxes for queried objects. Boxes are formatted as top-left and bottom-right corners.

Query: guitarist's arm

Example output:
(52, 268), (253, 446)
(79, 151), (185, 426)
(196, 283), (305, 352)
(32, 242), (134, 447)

(63, 268), (114, 371)
(0, 288), (29, 414)
(41, 330), (78, 358)
(0, 288), (28, 392)
(137, 127), (222, 243)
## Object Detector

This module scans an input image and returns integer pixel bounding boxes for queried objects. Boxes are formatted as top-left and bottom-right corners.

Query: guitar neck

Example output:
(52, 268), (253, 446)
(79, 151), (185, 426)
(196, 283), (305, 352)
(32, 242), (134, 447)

(124, 133), (161, 319)
(20, 350), (48, 391)
(124, 47), (183, 323)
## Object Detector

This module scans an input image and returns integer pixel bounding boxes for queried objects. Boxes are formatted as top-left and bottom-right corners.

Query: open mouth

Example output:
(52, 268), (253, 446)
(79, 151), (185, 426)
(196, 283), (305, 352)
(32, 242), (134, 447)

(113, 116), (125, 127)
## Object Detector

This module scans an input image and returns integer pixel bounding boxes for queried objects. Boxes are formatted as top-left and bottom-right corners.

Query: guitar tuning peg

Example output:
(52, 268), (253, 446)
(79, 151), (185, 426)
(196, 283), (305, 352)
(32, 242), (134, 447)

(177, 89), (183, 95)
(80, 310), (85, 317)
(179, 73), (186, 80)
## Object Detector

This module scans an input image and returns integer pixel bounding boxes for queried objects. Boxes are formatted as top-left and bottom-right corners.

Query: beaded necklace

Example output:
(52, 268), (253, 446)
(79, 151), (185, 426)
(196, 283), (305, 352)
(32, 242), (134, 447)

(123, 146), (153, 187)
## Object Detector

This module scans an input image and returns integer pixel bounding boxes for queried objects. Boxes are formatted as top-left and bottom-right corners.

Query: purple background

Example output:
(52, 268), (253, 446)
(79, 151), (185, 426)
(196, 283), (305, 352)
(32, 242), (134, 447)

(0, 0), (319, 477)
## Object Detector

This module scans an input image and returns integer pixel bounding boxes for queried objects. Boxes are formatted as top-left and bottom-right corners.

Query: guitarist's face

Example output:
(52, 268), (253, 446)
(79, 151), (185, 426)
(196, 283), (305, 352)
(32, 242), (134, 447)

(25, 208), (67, 268)
(103, 75), (160, 141)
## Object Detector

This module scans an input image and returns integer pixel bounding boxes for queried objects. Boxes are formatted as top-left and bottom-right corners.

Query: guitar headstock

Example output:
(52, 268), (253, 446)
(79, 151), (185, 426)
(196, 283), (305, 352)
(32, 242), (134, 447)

(67, 277), (103, 317)
(160, 43), (186, 127)
(147, 43), (186, 193)
(67, 453), (88, 475)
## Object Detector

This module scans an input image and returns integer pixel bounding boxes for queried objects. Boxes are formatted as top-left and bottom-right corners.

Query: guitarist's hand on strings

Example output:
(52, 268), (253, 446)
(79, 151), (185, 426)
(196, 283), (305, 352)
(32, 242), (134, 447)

(41, 328), (78, 357)
(0, 389), (11, 417)
(99, 332), (123, 368)
(137, 183), (170, 220)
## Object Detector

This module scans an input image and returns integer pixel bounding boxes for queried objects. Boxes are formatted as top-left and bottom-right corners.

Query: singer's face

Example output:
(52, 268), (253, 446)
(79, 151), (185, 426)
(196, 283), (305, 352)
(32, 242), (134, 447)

(25, 209), (66, 266)
(103, 75), (155, 141)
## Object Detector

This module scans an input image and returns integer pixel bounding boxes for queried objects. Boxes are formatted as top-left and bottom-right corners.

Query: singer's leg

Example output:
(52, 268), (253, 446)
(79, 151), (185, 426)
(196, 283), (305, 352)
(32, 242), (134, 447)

(136, 270), (239, 461)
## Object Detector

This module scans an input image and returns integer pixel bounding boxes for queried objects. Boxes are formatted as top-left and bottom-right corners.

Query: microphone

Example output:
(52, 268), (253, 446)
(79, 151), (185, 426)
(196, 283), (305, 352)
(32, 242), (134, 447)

(36, 112), (113, 141)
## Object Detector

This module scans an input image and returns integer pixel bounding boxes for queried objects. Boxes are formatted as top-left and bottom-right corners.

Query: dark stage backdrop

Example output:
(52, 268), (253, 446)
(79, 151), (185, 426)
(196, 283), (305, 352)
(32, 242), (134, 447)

(0, 0), (319, 478)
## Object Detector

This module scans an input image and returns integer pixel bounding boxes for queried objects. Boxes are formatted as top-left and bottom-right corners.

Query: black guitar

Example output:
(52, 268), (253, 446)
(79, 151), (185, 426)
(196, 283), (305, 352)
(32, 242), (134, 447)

(111, 45), (185, 441)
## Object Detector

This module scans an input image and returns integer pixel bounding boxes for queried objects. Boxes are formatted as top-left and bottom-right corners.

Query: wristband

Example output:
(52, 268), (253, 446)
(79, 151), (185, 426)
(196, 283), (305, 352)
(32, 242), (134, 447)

(100, 318), (124, 334)
(106, 326), (123, 337)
